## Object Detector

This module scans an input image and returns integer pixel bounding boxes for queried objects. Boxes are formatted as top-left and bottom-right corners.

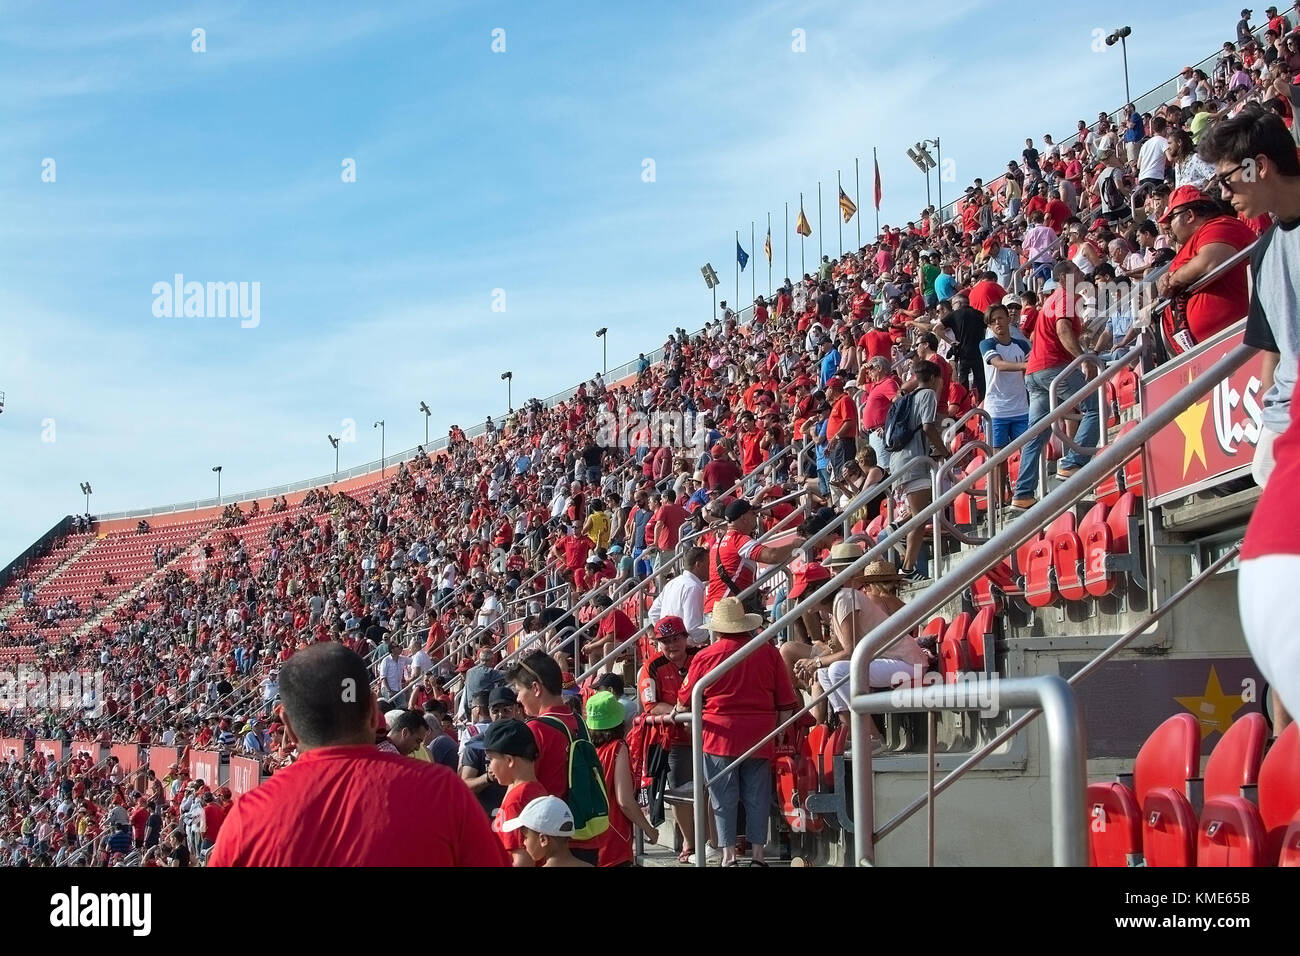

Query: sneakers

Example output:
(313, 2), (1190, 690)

(1055, 464), (1081, 479)
(900, 567), (927, 582)
(687, 845), (722, 865)
(1008, 497), (1037, 511)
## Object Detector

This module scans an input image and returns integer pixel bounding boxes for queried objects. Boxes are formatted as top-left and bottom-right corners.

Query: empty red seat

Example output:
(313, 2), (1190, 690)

(1051, 513), (1085, 602)
(1115, 366), (1139, 410)
(1259, 723), (1300, 863)
(1279, 812), (1300, 867)
(1203, 712), (1268, 802)
(1143, 788), (1199, 867)
(1197, 796), (1268, 866)
(1014, 533), (1040, 580)
(966, 607), (996, 674)
(1023, 539), (1056, 608)
(940, 613), (973, 683)
(1087, 781), (1143, 866)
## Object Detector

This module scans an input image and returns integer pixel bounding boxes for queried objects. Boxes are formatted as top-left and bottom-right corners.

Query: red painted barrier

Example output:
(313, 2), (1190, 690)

(228, 756), (262, 796)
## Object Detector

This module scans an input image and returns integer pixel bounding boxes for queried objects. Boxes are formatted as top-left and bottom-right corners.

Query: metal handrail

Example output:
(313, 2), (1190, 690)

(852, 676), (1087, 866)
(848, 340), (1256, 864)
(872, 543), (1241, 849)
(942, 407), (992, 446)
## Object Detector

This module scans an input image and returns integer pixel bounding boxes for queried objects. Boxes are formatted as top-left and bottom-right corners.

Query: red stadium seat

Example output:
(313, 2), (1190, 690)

(1135, 713), (1201, 803)
(1023, 538), (1056, 608)
(1279, 812), (1300, 867)
(1203, 712), (1268, 802)
(940, 613), (973, 683)
(1087, 782), (1143, 866)
(1259, 723), (1300, 863)
(966, 607), (997, 675)
(1197, 797), (1268, 866)
(1142, 788), (1198, 867)
(1115, 365), (1139, 410)
(1052, 515), (1086, 602)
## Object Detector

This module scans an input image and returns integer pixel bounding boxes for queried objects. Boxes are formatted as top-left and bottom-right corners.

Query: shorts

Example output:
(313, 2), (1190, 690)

(991, 414), (1030, 449)
(1239, 554), (1300, 720)
(668, 744), (693, 787)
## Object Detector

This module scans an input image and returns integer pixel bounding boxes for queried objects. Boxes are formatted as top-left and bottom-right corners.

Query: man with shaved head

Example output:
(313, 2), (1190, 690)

(209, 643), (507, 867)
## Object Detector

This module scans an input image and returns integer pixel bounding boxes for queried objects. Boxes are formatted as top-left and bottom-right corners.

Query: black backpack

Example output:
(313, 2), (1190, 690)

(883, 391), (922, 453)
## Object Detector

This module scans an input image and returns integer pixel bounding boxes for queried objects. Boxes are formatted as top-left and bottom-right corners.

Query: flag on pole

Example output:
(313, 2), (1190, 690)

(764, 227), (772, 263)
(736, 241), (749, 272)
(795, 206), (812, 237)
(873, 155), (883, 210)
(838, 187), (857, 223)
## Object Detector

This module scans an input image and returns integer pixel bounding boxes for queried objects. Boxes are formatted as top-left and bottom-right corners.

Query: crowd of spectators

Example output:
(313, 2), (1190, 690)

(2, 6), (1298, 866)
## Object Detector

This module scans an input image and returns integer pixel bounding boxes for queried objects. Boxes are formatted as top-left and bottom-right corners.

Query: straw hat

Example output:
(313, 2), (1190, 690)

(859, 559), (905, 584)
(703, 596), (762, 635)
(822, 542), (865, 569)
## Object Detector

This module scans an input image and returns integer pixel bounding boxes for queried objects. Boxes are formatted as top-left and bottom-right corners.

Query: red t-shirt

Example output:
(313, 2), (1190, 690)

(702, 458), (742, 493)
(561, 535), (592, 571)
(862, 376), (899, 430)
(739, 429), (764, 474)
(638, 650), (697, 746)
(704, 529), (760, 613)
(208, 746), (508, 866)
(202, 802), (225, 841)
(1162, 215), (1256, 354)
(677, 636), (799, 759)
(493, 779), (548, 856)
(858, 329), (893, 362)
(1027, 288), (1081, 374)
(594, 739), (634, 867)
(826, 393), (859, 441)
(1044, 199), (1071, 234)
(1243, 362), (1300, 559)
(968, 279), (1008, 315)
(649, 503), (688, 550)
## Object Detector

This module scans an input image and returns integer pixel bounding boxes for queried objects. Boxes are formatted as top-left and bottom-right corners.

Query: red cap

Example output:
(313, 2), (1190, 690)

(1159, 185), (1209, 224)
(654, 616), (689, 640)
(825, 376), (845, 392)
(711, 442), (727, 457)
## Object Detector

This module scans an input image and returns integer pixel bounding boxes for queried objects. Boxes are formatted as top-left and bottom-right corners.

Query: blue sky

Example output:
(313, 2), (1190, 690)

(0, 0), (1233, 565)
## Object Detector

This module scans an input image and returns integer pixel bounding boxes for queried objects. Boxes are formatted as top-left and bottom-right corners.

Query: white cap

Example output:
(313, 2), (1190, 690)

(501, 794), (575, 837)
(383, 709), (407, 731)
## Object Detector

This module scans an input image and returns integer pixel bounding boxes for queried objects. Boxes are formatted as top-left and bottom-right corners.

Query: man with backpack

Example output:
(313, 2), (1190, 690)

(881, 361), (951, 581)
(504, 650), (610, 865)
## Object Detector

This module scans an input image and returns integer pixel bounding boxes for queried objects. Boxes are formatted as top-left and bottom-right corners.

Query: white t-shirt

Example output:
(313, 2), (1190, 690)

(1137, 135), (1168, 182)
(979, 336), (1031, 419)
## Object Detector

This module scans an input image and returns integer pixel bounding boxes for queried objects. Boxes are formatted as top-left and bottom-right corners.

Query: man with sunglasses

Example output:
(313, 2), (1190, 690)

(1199, 107), (1300, 488)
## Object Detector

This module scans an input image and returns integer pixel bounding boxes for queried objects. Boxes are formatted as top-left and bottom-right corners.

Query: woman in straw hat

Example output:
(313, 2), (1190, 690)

(794, 547), (930, 750)
(673, 596), (799, 867)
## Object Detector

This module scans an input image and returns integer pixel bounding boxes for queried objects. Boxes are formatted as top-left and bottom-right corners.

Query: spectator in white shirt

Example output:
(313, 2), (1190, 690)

(647, 547), (709, 646)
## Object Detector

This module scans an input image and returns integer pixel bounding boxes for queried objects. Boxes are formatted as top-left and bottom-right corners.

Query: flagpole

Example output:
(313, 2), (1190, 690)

(799, 192), (804, 274)
(855, 157), (862, 250)
(735, 229), (739, 311)
(817, 181), (823, 261)
(751, 221), (756, 305)
(785, 202), (789, 281)
(873, 147), (881, 240)
(767, 211), (772, 296)
(837, 170), (843, 258)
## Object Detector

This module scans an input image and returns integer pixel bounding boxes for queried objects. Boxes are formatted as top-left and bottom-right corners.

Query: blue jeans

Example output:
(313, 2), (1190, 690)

(704, 754), (771, 850)
(1014, 366), (1099, 500)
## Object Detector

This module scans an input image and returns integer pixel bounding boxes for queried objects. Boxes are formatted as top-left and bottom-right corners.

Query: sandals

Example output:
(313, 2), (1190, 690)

(677, 847), (693, 864)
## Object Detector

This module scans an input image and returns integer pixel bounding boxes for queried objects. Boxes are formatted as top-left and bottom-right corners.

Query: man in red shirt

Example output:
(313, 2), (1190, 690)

(824, 377), (859, 478)
(637, 616), (706, 861)
(1156, 186), (1256, 354)
(674, 596), (798, 867)
(861, 356), (901, 469)
(702, 443), (742, 494)
(503, 650), (603, 865)
(646, 490), (689, 569)
(967, 271), (1008, 314)
(856, 319), (893, 364)
(737, 411), (765, 475)
(705, 500), (804, 613)
(209, 644), (506, 867)
(1011, 260), (1098, 509)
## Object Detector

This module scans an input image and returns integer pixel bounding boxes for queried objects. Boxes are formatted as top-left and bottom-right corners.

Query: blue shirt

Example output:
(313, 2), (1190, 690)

(934, 273), (957, 302)
(814, 420), (829, 471)
(820, 348), (841, 386)
(515, 454), (531, 475)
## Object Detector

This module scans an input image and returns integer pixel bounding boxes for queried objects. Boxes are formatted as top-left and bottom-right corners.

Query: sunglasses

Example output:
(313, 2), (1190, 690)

(1207, 160), (1253, 196)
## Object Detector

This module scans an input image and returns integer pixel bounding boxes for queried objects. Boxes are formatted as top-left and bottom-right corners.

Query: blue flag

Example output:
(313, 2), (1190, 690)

(736, 241), (749, 272)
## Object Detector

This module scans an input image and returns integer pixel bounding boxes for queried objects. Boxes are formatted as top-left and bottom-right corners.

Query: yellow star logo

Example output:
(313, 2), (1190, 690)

(1174, 666), (1247, 740)
(1174, 398), (1209, 478)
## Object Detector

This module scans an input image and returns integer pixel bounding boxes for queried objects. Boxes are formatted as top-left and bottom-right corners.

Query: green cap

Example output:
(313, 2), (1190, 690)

(584, 691), (625, 732)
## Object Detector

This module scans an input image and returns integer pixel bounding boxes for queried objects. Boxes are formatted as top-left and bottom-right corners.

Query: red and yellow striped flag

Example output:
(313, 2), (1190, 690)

(838, 187), (857, 223)
(795, 206), (812, 237)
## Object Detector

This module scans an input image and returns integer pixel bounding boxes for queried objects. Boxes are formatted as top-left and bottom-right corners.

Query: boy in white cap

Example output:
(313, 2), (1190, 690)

(501, 795), (593, 868)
